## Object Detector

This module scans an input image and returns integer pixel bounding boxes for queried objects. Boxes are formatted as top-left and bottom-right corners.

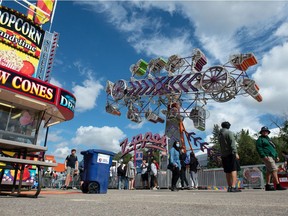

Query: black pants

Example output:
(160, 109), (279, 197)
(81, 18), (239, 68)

(180, 167), (189, 187)
(171, 167), (180, 188)
(150, 175), (155, 188)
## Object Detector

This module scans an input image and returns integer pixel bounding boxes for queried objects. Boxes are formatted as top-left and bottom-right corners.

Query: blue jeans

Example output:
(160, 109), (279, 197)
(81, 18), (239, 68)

(118, 176), (125, 189)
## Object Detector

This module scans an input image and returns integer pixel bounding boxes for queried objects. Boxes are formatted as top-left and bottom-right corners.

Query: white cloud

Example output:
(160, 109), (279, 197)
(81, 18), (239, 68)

(52, 144), (70, 160)
(70, 61), (104, 112)
(72, 126), (126, 152)
(50, 77), (63, 88)
(48, 130), (64, 142)
(183, 99), (263, 141)
(72, 78), (103, 112)
(198, 35), (238, 63)
(78, 1), (286, 68)
(76, 1), (193, 58)
(129, 32), (194, 58)
(127, 120), (145, 129)
(252, 42), (288, 115)
(269, 127), (280, 137)
(275, 22), (288, 37)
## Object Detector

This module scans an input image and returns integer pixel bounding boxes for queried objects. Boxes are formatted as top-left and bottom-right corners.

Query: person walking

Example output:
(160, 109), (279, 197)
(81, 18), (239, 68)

(126, 156), (136, 190)
(169, 141), (181, 191)
(140, 159), (149, 189)
(256, 126), (286, 191)
(150, 159), (158, 190)
(117, 162), (126, 190)
(179, 147), (189, 190)
(189, 152), (199, 189)
(78, 159), (85, 189)
(281, 151), (288, 172)
(218, 121), (241, 192)
(63, 149), (78, 190)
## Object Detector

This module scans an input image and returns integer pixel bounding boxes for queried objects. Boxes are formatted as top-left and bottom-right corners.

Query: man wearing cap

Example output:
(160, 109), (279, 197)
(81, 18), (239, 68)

(218, 121), (241, 192)
(256, 126), (286, 191)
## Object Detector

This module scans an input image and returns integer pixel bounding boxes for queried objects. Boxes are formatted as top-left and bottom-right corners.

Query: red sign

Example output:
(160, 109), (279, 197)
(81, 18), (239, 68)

(0, 65), (75, 121)
(120, 132), (167, 157)
(0, 65), (56, 103)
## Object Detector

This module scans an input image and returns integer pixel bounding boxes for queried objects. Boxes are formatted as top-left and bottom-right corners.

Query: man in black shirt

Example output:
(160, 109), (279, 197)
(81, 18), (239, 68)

(63, 149), (78, 189)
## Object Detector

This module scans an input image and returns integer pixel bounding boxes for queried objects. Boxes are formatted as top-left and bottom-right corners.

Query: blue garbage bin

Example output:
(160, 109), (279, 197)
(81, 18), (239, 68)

(81, 149), (115, 194)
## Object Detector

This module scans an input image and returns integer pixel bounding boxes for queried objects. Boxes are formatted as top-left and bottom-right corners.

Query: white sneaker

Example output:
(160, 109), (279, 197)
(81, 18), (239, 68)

(72, 187), (77, 190)
(152, 187), (158, 190)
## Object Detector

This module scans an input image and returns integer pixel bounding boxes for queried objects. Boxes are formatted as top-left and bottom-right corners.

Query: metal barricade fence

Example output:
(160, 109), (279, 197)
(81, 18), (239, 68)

(42, 176), (52, 188)
(109, 164), (267, 189)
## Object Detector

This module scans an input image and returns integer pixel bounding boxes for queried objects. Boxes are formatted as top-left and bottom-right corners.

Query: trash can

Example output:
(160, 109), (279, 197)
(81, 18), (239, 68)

(81, 149), (115, 194)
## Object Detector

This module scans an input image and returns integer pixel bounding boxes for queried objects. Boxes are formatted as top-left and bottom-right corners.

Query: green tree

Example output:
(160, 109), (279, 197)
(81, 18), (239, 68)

(236, 129), (262, 165)
(207, 124), (222, 168)
(270, 117), (288, 160)
(113, 151), (132, 164)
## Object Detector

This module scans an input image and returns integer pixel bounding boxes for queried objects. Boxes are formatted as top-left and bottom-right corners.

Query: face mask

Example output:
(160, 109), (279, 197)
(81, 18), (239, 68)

(176, 143), (180, 147)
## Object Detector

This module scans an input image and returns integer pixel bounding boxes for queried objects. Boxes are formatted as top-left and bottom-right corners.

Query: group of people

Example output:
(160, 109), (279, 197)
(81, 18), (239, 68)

(219, 121), (287, 192)
(117, 156), (160, 190)
(117, 156), (137, 190)
(169, 141), (200, 191)
(140, 158), (160, 190)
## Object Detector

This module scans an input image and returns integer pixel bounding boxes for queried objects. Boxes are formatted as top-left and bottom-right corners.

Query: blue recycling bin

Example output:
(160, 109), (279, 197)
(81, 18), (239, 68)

(81, 149), (115, 194)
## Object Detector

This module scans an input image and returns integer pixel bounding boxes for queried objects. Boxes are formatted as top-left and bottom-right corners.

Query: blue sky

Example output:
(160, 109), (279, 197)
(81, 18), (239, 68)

(2, 0), (288, 162)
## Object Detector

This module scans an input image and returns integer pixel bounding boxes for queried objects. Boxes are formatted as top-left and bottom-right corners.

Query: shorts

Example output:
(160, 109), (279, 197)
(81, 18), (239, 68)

(221, 154), (240, 173)
(66, 166), (75, 176)
(141, 173), (148, 181)
(262, 157), (278, 173)
(79, 172), (85, 181)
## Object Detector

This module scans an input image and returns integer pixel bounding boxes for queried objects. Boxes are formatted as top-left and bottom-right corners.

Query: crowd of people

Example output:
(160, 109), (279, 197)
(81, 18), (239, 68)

(41, 127), (288, 192)
(42, 170), (74, 189)
(41, 149), (82, 190)
(116, 156), (161, 190)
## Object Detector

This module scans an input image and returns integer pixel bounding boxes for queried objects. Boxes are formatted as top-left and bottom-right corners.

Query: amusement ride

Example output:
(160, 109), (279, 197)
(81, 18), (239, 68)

(105, 49), (262, 155)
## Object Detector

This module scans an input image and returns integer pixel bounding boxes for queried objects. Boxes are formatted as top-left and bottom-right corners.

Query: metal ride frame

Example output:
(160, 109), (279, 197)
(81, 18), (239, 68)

(105, 49), (262, 152)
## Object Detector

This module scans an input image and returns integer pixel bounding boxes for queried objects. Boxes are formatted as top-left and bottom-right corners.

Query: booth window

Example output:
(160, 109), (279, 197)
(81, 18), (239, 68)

(0, 101), (42, 144)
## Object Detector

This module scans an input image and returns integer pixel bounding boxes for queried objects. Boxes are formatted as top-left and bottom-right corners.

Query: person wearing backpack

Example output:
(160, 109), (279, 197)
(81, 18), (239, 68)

(179, 147), (189, 190)
(140, 159), (149, 189)
(117, 161), (126, 190)
(256, 126), (286, 191)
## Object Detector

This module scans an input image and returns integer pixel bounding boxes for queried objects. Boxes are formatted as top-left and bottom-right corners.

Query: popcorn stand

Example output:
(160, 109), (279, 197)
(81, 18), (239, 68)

(0, 2), (76, 197)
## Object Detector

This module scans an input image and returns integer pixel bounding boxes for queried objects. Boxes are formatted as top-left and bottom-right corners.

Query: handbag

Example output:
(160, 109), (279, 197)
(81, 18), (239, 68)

(167, 163), (174, 170)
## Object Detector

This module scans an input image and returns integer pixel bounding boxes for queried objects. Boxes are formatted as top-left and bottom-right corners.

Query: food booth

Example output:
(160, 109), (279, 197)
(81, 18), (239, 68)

(0, 3), (76, 197)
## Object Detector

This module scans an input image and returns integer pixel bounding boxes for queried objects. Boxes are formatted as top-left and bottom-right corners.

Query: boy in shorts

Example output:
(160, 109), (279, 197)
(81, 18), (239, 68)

(256, 126), (286, 191)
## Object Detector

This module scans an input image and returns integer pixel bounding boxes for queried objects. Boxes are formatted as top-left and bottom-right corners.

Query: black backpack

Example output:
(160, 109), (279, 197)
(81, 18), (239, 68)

(147, 163), (151, 172)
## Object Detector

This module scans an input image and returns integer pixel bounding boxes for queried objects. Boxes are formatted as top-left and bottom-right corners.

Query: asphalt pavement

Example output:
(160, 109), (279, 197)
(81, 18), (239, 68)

(0, 188), (287, 216)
